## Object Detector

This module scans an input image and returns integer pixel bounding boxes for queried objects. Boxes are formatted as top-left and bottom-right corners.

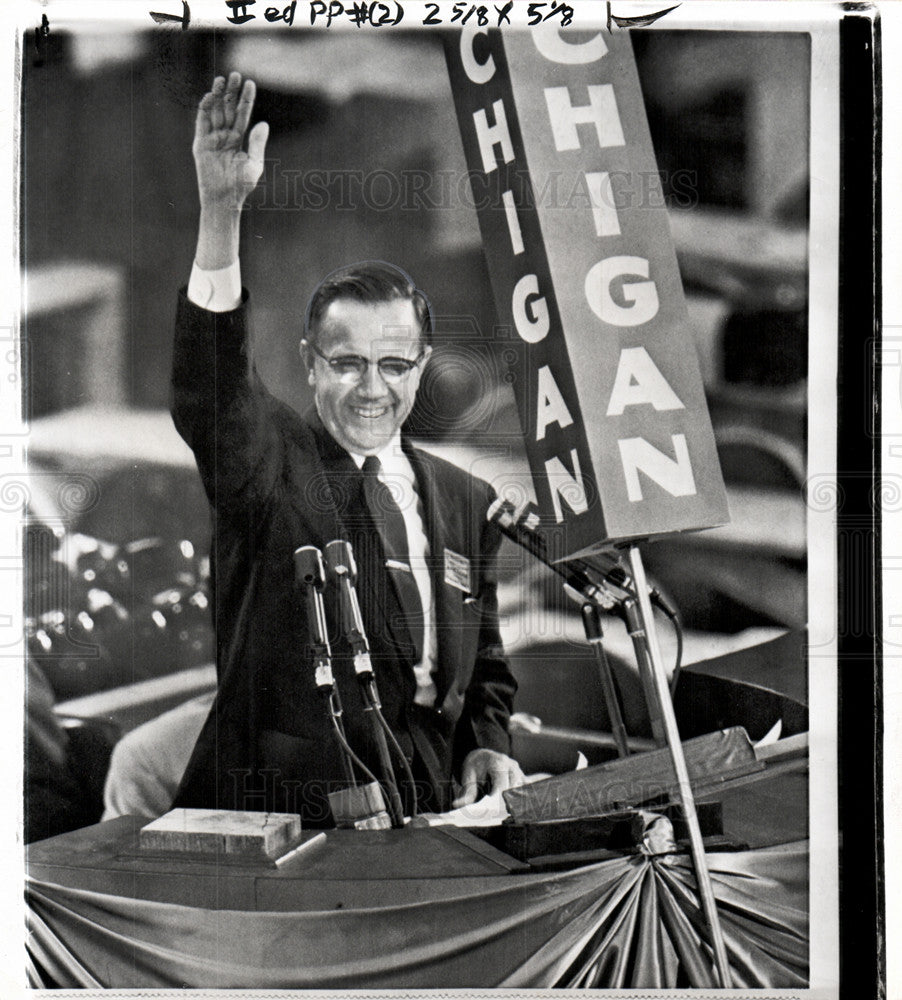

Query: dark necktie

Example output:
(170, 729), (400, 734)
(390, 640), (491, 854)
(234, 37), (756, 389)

(361, 455), (425, 662)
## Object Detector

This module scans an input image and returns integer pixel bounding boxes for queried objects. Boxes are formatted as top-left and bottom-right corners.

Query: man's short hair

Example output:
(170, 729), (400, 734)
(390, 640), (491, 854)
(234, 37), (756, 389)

(304, 261), (433, 351)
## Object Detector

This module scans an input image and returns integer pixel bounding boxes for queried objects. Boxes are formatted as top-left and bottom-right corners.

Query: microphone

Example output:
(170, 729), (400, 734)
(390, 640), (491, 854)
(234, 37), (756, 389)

(486, 498), (625, 608)
(294, 545), (335, 692)
(323, 539), (373, 678)
(486, 501), (637, 758)
(323, 538), (407, 828)
(295, 543), (363, 791)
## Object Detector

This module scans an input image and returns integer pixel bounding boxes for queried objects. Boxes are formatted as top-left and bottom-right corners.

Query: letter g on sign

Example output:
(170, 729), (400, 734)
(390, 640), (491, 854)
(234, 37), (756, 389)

(513, 274), (550, 343)
(585, 256), (659, 327)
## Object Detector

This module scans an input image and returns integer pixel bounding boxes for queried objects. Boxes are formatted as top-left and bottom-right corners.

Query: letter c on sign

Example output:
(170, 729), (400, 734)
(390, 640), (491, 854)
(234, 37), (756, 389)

(513, 274), (550, 343)
(585, 257), (660, 327)
(532, 22), (608, 64)
(461, 26), (495, 84)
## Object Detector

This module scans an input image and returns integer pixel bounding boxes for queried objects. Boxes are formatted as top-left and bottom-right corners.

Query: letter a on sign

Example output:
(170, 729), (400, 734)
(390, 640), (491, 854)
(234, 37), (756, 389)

(537, 365), (574, 440)
(444, 25), (728, 556)
(606, 348), (685, 415)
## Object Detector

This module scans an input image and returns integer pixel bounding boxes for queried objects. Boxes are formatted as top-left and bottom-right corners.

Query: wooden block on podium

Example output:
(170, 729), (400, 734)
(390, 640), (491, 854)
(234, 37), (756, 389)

(328, 781), (392, 829)
(139, 808), (302, 860)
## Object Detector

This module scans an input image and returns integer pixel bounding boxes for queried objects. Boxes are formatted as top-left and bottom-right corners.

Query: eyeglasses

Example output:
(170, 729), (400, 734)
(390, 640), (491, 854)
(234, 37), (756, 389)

(309, 342), (427, 384)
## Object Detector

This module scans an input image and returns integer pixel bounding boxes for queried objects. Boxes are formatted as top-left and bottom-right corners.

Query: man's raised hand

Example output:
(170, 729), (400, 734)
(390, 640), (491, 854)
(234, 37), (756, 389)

(193, 72), (269, 212)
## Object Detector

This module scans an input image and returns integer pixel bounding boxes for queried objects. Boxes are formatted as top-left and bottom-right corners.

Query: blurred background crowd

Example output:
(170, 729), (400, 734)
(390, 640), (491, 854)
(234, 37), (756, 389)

(21, 25), (810, 842)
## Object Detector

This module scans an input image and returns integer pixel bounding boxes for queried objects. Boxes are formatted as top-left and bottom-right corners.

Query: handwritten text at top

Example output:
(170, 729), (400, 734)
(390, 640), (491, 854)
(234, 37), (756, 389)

(223, 1), (574, 28)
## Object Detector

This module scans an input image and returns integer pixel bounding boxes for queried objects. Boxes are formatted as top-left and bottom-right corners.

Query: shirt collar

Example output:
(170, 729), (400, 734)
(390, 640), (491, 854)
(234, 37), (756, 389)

(348, 433), (405, 472)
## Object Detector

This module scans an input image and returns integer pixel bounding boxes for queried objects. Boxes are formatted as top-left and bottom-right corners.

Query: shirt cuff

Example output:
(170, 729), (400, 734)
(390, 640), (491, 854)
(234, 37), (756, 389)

(187, 259), (242, 312)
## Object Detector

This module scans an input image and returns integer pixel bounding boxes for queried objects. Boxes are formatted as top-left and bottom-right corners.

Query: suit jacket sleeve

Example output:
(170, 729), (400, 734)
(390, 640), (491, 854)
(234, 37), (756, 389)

(171, 289), (288, 517)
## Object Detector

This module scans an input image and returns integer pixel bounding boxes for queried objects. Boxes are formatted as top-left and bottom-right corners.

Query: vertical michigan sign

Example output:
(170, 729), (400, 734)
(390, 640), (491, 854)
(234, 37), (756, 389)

(445, 26), (728, 559)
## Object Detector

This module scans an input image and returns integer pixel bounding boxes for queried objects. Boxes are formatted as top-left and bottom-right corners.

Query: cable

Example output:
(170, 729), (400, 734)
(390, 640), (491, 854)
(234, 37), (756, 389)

(327, 710), (380, 787)
(372, 706), (419, 819)
(329, 691), (357, 786)
(357, 684), (405, 828)
(635, 576), (683, 696)
(658, 604), (684, 695)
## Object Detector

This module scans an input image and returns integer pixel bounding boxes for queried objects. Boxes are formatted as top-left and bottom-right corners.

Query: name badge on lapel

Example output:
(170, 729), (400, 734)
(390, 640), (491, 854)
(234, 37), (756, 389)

(443, 547), (472, 595)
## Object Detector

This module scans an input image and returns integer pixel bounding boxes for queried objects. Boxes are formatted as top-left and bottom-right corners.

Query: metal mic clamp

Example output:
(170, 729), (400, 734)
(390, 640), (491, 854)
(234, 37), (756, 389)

(487, 498), (622, 609)
(294, 545), (335, 692)
(323, 539), (375, 681)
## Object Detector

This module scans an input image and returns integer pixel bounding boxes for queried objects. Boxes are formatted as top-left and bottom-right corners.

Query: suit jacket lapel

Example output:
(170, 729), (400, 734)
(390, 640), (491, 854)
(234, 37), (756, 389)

(405, 443), (466, 706)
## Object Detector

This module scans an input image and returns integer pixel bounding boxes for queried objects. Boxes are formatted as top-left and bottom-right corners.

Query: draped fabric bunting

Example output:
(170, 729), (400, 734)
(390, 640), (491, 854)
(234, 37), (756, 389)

(26, 840), (808, 989)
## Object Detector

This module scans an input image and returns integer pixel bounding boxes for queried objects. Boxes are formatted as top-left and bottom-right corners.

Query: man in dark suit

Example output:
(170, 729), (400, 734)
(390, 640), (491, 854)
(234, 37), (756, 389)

(170, 71), (523, 825)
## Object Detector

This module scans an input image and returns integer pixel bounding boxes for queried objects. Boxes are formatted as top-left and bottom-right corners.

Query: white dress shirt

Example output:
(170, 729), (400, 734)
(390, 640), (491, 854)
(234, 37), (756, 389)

(348, 441), (438, 707)
(187, 261), (439, 706)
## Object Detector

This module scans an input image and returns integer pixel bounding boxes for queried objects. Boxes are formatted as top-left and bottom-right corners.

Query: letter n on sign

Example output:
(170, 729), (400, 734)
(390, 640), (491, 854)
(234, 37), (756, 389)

(444, 26), (729, 559)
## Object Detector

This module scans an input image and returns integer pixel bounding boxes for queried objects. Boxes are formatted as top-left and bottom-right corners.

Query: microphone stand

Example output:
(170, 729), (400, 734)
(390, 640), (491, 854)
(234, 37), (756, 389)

(296, 545), (393, 829)
(295, 545), (356, 788)
(324, 540), (406, 828)
(489, 498), (631, 759)
(619, 598), (668, 748)
(579, 603), (631, 759)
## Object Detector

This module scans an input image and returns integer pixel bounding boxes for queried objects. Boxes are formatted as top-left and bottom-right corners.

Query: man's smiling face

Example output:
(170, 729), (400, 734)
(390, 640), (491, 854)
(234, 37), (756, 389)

(306, 297), (429, 456)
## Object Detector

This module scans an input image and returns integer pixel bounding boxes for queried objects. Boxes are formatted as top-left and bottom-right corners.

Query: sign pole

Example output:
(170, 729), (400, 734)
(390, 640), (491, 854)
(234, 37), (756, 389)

(579, 602), (631, 758)
(626, 544), (732, 988)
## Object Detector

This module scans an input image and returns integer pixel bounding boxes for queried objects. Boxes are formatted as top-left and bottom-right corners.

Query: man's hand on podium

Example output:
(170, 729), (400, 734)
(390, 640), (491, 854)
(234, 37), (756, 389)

(452, 748), (526, 809)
